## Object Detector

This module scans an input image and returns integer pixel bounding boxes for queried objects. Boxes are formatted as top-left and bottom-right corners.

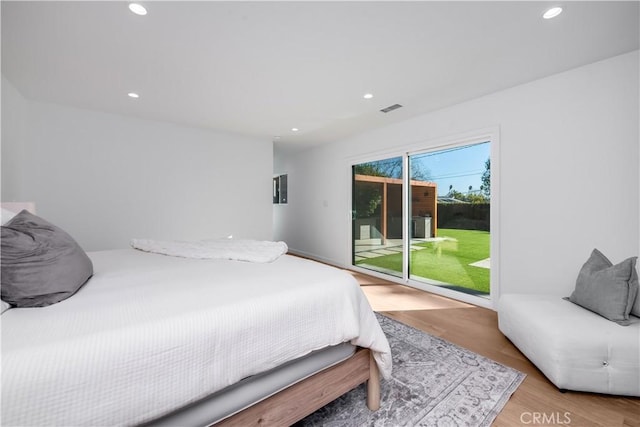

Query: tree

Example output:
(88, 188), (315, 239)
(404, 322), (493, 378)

(354, 159), (401, 179)
(353, 185), (382, 218)
(409, 162), (431, 182)
(448, 189), (465, 200)
(464, 192), (489, 204)
(354, 158), (432, 181)
(480, 158), (490, 198)
(446, 185), (488, 204)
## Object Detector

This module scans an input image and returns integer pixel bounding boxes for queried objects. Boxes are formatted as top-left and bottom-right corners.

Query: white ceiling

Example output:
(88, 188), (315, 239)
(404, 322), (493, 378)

(2, 1), (639, 151)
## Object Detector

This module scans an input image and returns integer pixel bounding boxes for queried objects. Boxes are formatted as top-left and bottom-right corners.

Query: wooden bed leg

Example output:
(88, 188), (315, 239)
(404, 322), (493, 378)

(366, 352), (381, 411)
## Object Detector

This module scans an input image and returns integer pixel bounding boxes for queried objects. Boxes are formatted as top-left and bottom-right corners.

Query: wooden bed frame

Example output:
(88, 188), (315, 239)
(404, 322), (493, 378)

(215, 348), (380, 426)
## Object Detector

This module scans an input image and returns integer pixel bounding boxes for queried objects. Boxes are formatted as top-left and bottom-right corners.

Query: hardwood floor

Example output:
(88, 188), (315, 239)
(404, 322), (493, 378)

(351, 271), (640, 427)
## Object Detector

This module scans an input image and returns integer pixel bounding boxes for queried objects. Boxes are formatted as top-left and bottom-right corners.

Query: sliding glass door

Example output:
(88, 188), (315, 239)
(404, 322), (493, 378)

(351, 139), (493, 300)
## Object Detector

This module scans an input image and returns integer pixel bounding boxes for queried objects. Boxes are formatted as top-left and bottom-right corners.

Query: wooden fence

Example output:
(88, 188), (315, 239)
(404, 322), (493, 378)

(437, 203), (490, 231)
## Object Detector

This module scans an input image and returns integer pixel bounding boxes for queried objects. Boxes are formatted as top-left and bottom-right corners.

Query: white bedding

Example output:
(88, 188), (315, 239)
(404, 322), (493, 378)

(1, 249), (391, 426)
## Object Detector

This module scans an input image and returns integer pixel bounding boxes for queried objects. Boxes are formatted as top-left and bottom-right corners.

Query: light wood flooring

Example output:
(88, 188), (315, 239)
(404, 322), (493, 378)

(350, 271), (640, 427)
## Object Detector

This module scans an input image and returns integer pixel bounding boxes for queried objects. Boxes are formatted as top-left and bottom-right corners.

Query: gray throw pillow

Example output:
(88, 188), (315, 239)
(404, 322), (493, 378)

(1, 210), (93, 307)
(632, 267), (640, 318)
(567, 249), (638, 326)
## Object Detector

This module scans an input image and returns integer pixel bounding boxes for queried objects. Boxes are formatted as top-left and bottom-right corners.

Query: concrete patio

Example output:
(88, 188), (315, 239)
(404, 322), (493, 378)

(354, 237), (490, 270)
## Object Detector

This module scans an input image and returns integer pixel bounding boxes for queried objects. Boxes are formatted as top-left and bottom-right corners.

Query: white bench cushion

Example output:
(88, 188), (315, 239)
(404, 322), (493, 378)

(498, 294), (640, 396)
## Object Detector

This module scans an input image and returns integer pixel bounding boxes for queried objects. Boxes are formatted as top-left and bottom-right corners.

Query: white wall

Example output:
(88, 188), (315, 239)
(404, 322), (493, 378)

(274, 51), (639, 300)
(1, 75), (27, 201)
(2, 76), (274, 251)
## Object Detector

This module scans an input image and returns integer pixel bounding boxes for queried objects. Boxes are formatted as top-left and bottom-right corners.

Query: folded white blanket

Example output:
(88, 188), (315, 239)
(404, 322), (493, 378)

(130, 238), (288, 263)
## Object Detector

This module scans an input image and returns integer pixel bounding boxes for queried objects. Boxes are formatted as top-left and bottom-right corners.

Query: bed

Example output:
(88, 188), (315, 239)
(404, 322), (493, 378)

(1, 206), (392, 426)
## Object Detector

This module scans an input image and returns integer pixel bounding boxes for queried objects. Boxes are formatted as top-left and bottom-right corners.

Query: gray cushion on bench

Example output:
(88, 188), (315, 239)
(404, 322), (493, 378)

(567, 249), (638, 326)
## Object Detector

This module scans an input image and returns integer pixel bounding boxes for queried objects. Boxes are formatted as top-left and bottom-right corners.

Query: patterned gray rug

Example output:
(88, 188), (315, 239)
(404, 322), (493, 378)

(299, 313), (525, 427)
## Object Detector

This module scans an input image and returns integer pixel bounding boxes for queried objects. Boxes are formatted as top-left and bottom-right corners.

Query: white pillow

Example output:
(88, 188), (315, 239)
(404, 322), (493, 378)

(1, 208), (18, 225)
(1, 300), (12, 314)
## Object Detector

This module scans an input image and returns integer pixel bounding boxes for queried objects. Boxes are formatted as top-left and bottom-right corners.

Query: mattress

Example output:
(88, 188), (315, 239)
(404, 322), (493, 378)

(1, 250), (391, 426)
(498, 294), (640, 396)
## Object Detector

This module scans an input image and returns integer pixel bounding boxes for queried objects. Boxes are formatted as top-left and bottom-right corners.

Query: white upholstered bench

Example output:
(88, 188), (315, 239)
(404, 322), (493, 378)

(498, 294), (640, 396)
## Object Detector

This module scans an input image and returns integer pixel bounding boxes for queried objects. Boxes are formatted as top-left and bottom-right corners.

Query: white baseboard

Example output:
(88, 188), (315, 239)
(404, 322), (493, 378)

(286, 248), (347, 270)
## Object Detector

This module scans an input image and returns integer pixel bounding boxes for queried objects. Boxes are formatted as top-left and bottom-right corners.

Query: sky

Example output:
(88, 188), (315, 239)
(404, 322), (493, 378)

(411, 141), (490, 196)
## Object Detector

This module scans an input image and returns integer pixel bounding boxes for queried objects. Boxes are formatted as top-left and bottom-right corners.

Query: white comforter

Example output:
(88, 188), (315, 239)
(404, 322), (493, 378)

(1, 250), (391, 426)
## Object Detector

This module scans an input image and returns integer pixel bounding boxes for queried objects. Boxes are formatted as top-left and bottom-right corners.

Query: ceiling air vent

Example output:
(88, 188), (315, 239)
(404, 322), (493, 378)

(380, 104), (403, 113)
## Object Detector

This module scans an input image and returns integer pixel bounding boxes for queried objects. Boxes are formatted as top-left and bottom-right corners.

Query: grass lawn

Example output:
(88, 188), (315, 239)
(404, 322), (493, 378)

(356, 228), (490, 294)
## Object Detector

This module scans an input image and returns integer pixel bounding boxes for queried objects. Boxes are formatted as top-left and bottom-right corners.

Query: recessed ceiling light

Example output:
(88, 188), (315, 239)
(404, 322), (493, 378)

(127, 92), (140, 99)
(363, 93), (374, 99)
(128, 3), (147, 16)
(291, 128), (299, 132)
(543, 6), (563, 19)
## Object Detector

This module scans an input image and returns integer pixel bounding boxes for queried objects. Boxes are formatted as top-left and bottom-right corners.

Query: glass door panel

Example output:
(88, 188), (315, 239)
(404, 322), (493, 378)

(408, 142), (491, 296)
(352, 157), (403, 278)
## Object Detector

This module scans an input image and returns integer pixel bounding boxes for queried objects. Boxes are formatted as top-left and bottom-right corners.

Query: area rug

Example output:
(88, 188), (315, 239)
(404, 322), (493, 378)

(298, 313), (525, 427)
